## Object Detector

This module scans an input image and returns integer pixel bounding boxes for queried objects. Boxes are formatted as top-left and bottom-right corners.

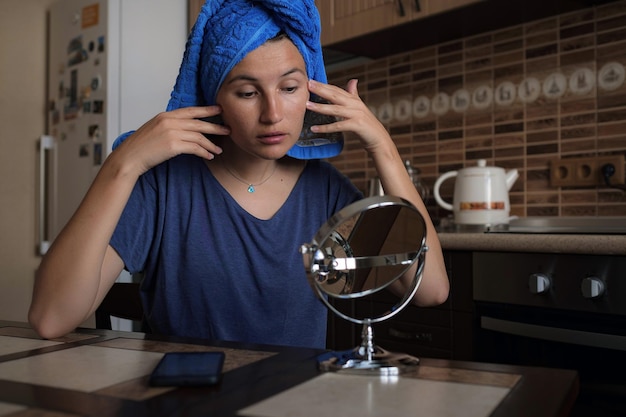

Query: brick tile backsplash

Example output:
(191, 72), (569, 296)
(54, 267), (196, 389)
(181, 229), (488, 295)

(326, 0), (626, 220)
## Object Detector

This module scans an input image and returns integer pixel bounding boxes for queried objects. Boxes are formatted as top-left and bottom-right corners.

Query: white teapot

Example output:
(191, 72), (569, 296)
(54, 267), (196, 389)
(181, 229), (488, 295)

(433, 160), (519, 225)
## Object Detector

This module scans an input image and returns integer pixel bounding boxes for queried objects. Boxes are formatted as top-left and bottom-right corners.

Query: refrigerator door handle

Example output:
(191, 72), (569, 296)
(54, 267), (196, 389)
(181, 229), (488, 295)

(39, 135), (54, 256)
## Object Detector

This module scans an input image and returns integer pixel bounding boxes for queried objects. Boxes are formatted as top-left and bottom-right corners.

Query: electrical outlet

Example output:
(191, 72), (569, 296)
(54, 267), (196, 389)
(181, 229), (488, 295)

(550, 155), (625, 187)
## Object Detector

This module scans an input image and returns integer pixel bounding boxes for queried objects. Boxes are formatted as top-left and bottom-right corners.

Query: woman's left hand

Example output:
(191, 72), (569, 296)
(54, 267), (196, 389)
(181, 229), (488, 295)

(306, 79), (391, 154)
(307, 79), (451, 308)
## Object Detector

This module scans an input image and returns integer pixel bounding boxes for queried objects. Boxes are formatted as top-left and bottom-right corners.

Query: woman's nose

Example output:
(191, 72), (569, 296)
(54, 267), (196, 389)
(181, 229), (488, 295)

(260, 94), (283, 124)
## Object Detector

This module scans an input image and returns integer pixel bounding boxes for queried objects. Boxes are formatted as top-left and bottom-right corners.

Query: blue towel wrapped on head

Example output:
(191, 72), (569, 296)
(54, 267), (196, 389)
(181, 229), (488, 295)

(114, 0), (342, 159)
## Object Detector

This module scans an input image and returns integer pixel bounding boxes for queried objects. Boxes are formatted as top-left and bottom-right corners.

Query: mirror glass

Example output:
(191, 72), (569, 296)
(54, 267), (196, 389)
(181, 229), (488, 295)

(301, 196), (427, 324)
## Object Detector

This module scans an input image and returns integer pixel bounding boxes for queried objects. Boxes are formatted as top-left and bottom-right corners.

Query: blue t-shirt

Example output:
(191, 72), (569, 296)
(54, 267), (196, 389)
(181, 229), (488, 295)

(110, 155), (361, 348)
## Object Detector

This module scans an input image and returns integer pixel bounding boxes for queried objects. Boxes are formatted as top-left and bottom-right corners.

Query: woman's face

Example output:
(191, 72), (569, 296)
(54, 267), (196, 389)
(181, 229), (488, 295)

(216, 37), (309, 160)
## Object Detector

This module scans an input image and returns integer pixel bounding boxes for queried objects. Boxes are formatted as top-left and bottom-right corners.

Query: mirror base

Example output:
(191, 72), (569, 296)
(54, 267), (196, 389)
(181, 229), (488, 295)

(318, 345), (419, 376)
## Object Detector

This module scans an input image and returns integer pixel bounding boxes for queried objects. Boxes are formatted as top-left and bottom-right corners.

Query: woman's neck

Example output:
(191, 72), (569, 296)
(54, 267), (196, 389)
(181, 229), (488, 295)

(216, 143), (278, 181)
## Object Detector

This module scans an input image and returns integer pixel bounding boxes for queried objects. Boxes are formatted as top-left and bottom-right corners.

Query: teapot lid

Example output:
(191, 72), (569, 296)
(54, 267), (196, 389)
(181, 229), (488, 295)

(477, 159), (487, 167)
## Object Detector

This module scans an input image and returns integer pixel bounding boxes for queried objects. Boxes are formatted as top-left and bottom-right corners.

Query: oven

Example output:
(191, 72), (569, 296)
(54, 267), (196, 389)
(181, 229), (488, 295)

(473, 247), (626, 417)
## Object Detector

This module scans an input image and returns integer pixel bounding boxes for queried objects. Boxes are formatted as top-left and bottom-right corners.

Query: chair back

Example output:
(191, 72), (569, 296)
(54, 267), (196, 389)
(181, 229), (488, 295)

(95, 282), (143, 330)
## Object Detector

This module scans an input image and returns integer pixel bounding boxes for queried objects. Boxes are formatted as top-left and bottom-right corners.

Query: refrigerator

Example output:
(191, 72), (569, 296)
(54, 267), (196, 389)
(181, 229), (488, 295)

(40, 0), (187, 251)
(39, 0), (187, 329)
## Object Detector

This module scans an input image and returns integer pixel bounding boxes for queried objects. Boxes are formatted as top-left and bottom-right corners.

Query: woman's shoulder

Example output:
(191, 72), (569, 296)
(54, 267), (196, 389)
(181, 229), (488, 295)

(148, 155), (205, 176)
(137, 155), (207, 192)
(277, 157), (336, 180)
(298, 159), (357, 195)
(305, 159), (352, 183)
(299, 158), (340, 174)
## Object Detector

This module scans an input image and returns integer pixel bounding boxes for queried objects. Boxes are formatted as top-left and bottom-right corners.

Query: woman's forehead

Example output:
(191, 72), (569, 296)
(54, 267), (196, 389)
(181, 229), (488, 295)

(225, 38), (307, 82)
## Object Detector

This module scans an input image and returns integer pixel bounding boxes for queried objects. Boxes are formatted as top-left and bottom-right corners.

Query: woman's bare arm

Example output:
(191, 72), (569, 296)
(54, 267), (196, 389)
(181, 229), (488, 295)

(29, 106), (228, 338)
(306, 79), (450, 306)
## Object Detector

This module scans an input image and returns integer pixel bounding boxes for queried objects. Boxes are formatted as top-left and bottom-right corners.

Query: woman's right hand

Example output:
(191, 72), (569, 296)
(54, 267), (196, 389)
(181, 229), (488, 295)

(29, 105), (230, 339)
(113, 106), (230, 177)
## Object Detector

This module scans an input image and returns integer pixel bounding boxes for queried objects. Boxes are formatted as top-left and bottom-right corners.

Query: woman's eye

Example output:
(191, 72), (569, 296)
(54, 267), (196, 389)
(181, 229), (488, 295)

(237, 91), (257, 98)
(283, 86), (298, 93)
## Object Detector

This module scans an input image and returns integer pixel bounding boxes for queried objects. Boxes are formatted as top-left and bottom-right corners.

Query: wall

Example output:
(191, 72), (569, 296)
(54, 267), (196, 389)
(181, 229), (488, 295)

(327, 1), (626, 220)
(0, 0), (56, 322)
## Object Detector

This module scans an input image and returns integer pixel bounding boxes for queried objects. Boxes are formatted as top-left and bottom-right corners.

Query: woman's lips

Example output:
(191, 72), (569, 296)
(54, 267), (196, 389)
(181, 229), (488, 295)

(257, 132), (287, 144)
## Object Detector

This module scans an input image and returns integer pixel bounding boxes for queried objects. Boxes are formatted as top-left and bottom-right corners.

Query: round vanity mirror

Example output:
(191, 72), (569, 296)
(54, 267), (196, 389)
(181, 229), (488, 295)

(300, 196), (428, 375)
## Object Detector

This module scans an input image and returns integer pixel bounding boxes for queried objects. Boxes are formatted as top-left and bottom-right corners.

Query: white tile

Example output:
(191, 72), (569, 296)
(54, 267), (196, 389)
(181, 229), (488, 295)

(0, 335), (63, 356)
(0, 345), (163, 392)
(239, 372), (510, 417)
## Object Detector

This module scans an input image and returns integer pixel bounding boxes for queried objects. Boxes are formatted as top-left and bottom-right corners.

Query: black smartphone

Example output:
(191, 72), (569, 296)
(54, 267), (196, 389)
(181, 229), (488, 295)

(198, 115), (224, 125)
(197, 115), (225, 140)
(299, 94), (343, 145)
(149, 351), (225, 387)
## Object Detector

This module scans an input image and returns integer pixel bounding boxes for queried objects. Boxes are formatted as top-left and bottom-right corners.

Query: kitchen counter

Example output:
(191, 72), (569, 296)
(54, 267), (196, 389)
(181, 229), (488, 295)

(438, 232), (626, 255)
(0, 321), (578, 417)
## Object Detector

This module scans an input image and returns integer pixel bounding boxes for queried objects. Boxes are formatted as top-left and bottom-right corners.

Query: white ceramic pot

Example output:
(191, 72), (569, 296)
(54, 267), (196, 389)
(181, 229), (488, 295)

(433, 160), (519, 225)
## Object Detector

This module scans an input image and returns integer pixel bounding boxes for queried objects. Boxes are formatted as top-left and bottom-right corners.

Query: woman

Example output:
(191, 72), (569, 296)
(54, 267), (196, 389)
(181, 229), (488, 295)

(29, 0), (449, 348)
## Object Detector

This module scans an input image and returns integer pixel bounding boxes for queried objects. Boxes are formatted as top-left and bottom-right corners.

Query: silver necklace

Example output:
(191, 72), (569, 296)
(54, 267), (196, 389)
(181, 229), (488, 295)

(222, 161), (277, 193)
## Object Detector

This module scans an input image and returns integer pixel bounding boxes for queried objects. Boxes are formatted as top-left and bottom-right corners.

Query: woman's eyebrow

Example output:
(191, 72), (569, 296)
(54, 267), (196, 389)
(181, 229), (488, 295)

(226, 67), (306, 84)
(282, 67), (307, 77)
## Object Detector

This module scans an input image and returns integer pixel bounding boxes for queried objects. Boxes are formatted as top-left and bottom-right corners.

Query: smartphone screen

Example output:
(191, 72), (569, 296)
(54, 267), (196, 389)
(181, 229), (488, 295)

(197, 115), (224, 126)
(299, 95), (343, 145)
(149, 351), (225, 387)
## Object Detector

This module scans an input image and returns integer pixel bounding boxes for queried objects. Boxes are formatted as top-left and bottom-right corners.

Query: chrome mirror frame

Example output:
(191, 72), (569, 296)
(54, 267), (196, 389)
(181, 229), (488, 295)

(301, 196), (428, 375)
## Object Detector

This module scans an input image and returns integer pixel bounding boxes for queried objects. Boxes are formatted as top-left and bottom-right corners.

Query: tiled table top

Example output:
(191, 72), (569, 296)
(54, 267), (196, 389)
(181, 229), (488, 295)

(0, 326), (276, 404)
(239, 373), (512, 417)
(0, 323), (578, 417)
(0, 335), (63, 356)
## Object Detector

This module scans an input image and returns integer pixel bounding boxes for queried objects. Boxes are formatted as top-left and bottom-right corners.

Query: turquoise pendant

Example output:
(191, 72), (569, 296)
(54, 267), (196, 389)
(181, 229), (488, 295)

(247, 185), (255, 193)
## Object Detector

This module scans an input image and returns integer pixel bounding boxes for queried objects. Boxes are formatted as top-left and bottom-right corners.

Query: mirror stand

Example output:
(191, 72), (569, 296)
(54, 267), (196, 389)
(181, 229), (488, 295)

(301, 196), (428, 376)
(319, 319), (419, 375)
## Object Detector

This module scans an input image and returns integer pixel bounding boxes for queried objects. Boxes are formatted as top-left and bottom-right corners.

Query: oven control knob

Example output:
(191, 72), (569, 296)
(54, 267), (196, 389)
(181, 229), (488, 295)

(581, 276), (605, 299)
(529, 273), (551, 294)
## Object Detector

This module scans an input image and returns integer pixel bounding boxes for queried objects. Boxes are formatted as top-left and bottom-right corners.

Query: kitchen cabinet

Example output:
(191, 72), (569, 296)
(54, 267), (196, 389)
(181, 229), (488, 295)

(429, 0), (482, 15)
(190, 0), (426, 45)
(326, 250), (475, 361)
(188, 0), (483, 48)
(316, 0), (484, 46)
(316, 0), (427, 46)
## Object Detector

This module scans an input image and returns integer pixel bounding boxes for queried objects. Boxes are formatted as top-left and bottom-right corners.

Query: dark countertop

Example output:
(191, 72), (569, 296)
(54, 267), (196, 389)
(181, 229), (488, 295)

(439, 232), (626, 255)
